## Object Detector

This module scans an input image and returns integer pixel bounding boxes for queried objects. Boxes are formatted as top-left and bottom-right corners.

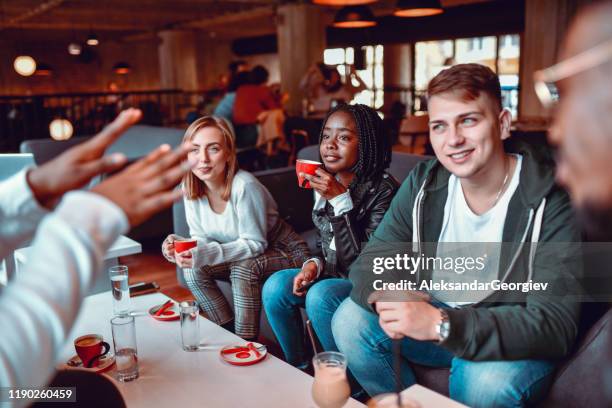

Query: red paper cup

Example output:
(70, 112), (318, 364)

(174, 239), (197, 254)
(296, 159), (322, 189)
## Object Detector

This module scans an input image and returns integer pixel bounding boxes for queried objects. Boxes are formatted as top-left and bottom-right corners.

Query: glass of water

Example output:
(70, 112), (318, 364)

(111, 315), (139, 382)
(109, 265), (130, 316)
(180, 301), (200, 351)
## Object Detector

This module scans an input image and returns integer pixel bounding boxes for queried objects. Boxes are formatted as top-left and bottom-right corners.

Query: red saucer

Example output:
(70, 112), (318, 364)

(64, 353), (115, 373)
(148, 302), (179, 321)
(220, 342), (267, 366)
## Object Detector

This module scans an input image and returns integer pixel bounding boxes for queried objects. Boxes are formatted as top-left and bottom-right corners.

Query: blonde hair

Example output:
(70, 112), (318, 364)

(182, 116), (238, 201)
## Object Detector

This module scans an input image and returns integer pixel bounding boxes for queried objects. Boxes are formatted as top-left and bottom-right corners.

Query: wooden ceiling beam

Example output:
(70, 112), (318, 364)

(2, 21), (149, 31)
(0, 0), (66, 30)
(178, 6), (275, 30)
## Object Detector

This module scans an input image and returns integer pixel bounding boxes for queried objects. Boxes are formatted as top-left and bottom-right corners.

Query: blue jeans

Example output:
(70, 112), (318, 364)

(262, 268), (352, 367)
(332, 298), (557, 407)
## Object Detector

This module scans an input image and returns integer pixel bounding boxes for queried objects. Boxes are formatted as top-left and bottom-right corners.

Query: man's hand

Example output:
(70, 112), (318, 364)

(175, 248), (194, 269)
(300, 168), (347, 200)
(91, 143), (191, 228)
(292, 261), (318, 296)
(27, 109), (142, 209)
(375, 300), (441, 341)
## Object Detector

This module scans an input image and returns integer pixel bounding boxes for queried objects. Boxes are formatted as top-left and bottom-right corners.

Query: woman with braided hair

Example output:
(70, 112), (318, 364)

(263, 103), (399, 370)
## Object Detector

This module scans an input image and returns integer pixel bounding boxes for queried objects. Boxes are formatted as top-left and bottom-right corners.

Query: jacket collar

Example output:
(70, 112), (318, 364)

(422, 140), (556, 210)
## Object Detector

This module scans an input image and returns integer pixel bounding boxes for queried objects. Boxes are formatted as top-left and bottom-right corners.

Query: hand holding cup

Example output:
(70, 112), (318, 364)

(296, 159), (322, 189)
(301, 168), (348, 200)
(175, 248), (195, 269)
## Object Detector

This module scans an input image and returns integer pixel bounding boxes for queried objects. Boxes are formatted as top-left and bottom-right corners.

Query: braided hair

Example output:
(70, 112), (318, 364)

(319, 103), (392, 184)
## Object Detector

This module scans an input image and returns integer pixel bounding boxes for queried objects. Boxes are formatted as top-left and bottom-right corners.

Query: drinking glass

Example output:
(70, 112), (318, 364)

(109, 265), (130, 316)
(312, 351), (350, 408)
(180, 300), (200, 351)
(111, 315), (139, 382)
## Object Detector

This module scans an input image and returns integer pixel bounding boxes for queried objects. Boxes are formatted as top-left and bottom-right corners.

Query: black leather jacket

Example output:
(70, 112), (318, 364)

(312, 172), (399, 278)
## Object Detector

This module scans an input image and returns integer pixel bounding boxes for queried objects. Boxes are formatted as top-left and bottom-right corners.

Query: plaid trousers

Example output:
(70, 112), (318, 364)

(182, 219), (310, 338)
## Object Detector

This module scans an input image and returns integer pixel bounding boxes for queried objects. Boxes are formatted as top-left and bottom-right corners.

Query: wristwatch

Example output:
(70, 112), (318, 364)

(435, 308), (451, 343)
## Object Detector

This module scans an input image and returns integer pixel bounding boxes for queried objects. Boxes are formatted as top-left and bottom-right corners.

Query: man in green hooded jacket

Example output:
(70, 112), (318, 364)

(331, 64), (582, 407)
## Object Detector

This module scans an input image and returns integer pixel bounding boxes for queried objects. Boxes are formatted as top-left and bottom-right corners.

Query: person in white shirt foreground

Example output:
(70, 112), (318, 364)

(162, 116), (309, 340)
(0, 108), (192, 397)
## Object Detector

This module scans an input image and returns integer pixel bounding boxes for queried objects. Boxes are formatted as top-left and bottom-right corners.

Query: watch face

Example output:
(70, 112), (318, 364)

(440, 321), (450, 339)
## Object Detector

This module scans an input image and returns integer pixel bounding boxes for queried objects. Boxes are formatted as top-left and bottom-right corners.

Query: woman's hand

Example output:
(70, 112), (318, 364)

(300, 168), (347, 200)
(162, 234), (187, 263)
(292, 261), (319, 296)
(175, 248), (194, 269)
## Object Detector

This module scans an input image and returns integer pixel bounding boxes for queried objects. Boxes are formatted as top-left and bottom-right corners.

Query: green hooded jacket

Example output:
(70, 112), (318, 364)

(349, 140), (583, 361)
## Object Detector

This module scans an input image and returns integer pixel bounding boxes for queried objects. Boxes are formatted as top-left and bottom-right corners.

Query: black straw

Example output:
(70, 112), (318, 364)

(306, 319), (320, 355)
(393, 338), (403, 407)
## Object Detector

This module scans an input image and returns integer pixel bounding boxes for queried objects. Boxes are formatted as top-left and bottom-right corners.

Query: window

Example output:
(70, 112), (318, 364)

(323, 45), (384, 109)
(414, 34), (521, 118)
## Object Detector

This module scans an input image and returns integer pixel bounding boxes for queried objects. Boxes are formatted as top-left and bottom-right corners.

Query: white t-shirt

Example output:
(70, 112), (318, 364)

(431, 154), (523, 307)
(184, 170), (279, 268)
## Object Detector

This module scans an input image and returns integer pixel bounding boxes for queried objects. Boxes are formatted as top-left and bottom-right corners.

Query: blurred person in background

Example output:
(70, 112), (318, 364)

(233, 65), (280, 148)
(300, 63), (366, 118)
(214, 71), (250, 124)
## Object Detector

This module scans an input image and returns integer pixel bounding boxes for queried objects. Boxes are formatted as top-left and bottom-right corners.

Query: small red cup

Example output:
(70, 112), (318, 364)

(174, 239), (197, 254)
(74, 334), (110, 368)
(296, 159), (322, 188)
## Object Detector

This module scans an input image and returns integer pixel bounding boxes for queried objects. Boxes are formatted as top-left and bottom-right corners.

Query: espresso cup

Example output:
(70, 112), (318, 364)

(74, 334), (111, 368)
(296, 159), (322, 189)
(174, 239), (197, 254)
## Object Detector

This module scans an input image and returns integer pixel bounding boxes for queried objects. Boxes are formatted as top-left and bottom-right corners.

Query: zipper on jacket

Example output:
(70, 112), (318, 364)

(471, 207), (535, 306)
(343, 213), (360, 252)
(416, 191), (426, 283)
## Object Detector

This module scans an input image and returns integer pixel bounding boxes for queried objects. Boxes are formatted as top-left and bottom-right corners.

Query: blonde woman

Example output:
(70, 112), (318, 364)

(162, 116), (309, 340)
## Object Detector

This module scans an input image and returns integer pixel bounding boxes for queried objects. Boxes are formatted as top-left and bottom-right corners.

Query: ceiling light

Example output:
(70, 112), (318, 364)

(86, 33), (99, 46)
(333, 5), (377, 28)
(394, 0), (444, 17)
(34, 62), (53, 76)
(13, 55), (37, 76)
(113, 62), (131, 75)
(68, 43), (82, 55)
(49, 119), (74, 141)
(313, 0), (376, 5)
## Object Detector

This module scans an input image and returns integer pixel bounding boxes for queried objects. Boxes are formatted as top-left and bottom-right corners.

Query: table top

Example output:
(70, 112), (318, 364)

(401, 385), (468, 408)
(15, 235), (141, 262)
(59, 292), (364, 408)
(105, 235), (142, 259)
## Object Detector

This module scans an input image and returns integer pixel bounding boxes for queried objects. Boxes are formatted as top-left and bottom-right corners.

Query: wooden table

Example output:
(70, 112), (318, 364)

(59, 292), (365, 408)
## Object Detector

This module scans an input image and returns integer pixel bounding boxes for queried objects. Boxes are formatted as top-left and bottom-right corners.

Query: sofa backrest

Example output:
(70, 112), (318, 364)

(173, 146), (432, 239)
(20, 136), (91, 165)
(253, 167), (314, 233)
(173, 146), (434, 287)
(173, 166), (315, 238)
(542, 306), (611, 407)
(20, 125), (185, 165)
(106, 125), (185, 161)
